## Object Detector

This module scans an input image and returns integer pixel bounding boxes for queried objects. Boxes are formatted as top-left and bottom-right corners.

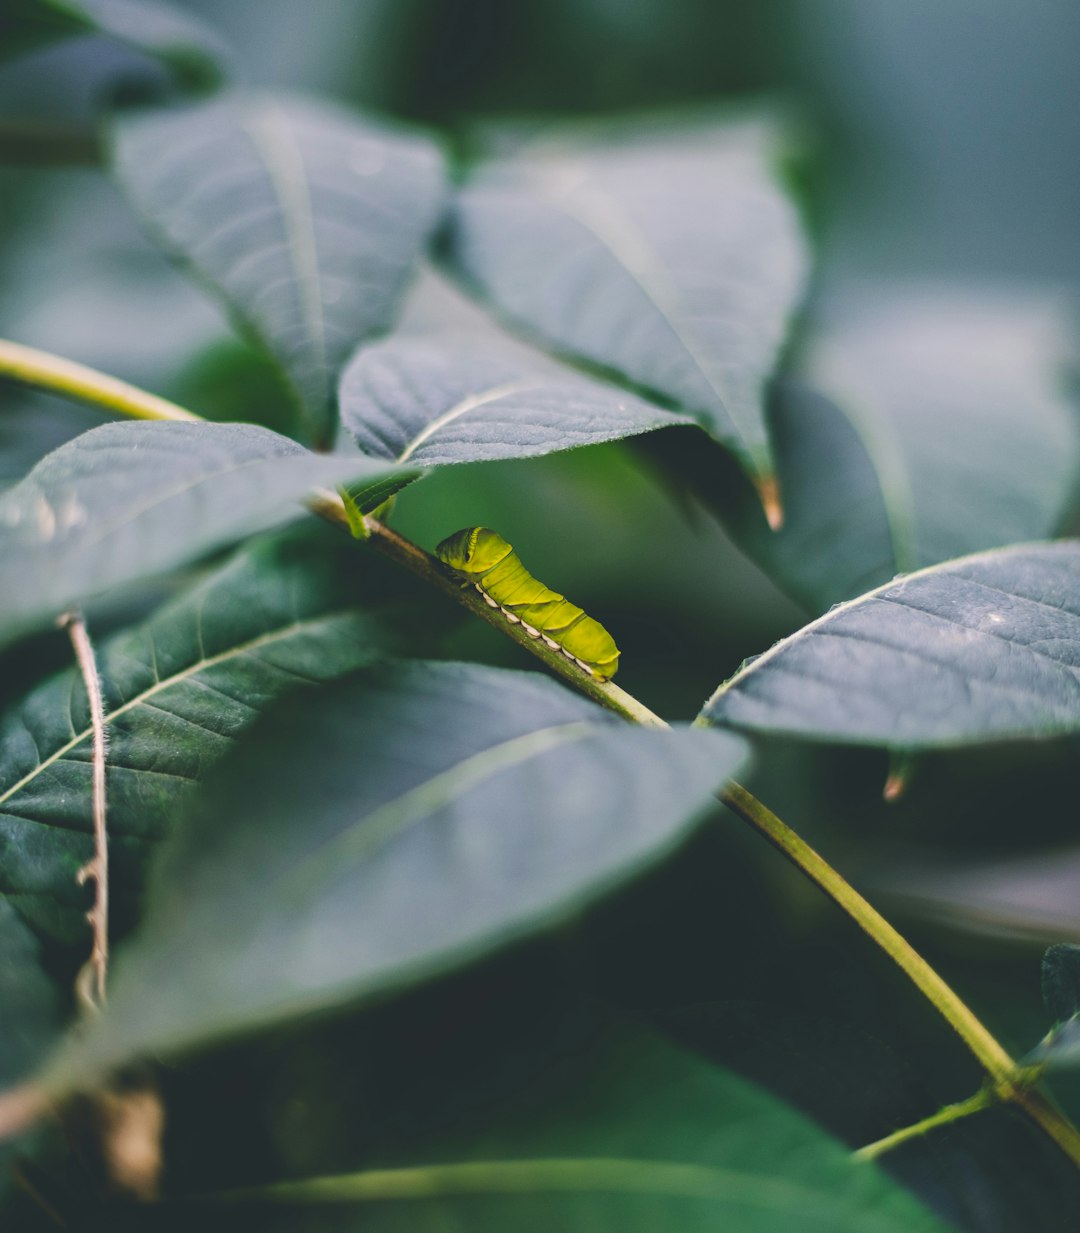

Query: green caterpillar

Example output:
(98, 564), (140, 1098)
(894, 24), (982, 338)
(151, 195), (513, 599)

(435, 527), (620, 680)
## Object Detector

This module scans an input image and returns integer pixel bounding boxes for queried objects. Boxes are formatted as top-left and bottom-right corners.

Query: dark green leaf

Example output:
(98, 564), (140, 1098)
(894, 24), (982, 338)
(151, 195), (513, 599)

(445, 115), (808, 486)
(716, 381), (901, 612)
(0, 523), (427, 949)
(722, 289), (1080, 613)
(0, 903), (61, 1089)
(701, 542), (1080, 748)
(0, 0), (229, 90)
(1044, 945), (1080, 1023)
(339, 333), (695, 467)
(0, 903), (62, 1207)
(0, 420), (417, 644)
(1031, 945), (1080, 1068)
(48, 663), (747, 1082)
(178, 1034), (950, 1232)
(110, 91), (446, 444)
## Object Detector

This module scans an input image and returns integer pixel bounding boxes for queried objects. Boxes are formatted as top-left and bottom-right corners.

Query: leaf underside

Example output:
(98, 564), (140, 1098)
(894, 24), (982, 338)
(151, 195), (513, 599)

(702, 542), (1080, 749)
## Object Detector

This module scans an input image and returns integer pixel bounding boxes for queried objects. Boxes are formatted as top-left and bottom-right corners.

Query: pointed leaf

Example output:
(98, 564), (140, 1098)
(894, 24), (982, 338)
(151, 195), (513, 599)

(0, 420), (418, 644)
(721, 288), (1080, 612)
(49, 663), (747, 1082)
(0, 523), (429, 949)
(339, 333), (695, 467)
(445, 116), (809, 484)
(701, 542), (1080, 749)
(0, 0), (228, 89)
(110, 91), (447, 444)
(185, 1034), (951, 1233)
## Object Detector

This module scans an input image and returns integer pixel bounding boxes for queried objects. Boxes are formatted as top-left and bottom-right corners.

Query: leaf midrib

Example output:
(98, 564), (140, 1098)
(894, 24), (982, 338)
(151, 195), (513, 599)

(241, 98), (328, 425)
(526, 165), (761, 467)
(227, 1155), (924, 1231)
(702, 541), (1080, 711)
(279, 721), (598, 902)
(396, 378), (544, 462)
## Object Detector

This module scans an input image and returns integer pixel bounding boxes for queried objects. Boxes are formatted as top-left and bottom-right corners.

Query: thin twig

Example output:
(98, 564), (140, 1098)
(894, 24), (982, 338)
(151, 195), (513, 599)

(0, 339), (198, 423)
(854, 1090), (996, 1161)
(59, 613), (109, 1013)
(308, 491), (668, 728)
(720, 782), (1016, 1083)
(10, 1158), (67, 1228)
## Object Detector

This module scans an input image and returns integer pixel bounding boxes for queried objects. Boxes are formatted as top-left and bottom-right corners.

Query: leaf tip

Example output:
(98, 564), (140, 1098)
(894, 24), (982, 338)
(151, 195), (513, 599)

(883, 751), (916, 803)
(756, 472), (784, 531)
(882, 772), (907, 804)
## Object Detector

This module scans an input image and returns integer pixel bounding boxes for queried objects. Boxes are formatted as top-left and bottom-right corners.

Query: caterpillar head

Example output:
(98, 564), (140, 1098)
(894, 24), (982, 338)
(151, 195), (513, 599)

(435, 527), (514, 576)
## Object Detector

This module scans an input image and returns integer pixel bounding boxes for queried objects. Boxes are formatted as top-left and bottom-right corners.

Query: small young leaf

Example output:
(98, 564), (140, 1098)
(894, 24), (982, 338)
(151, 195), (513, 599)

(340, 333), (696, 467)
(0, 420), (419, 644)
(445, 115), (809, 487)
(48, 663), (747, 1083)
(0, 0), (229, 90)
(110, 91), (447, 445)
(701, 542), (1080, 749)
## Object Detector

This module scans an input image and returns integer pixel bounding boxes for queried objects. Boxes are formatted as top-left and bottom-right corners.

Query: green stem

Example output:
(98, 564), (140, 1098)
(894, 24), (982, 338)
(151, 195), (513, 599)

(720, 783), (1080, 1169)
(0, 338), (199, 423)
(310, 491), (668, 727)
(6, 346), (1080, 1172)
(854, 1089), (995, 1161)
(720, 783), (1016, 1082)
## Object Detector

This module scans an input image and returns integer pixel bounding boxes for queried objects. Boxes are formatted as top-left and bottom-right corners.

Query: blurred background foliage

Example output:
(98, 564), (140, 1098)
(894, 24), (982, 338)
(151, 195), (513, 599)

(2, 1), (1080, 1225)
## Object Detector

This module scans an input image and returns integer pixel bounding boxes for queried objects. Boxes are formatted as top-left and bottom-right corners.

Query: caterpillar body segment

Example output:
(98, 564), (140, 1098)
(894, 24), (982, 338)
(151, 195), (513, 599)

(435, 527), (620, 680)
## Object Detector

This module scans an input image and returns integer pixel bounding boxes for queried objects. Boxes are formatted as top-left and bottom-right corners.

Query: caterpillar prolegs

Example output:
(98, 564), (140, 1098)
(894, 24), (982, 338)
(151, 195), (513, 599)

(435, 527), (620, 680)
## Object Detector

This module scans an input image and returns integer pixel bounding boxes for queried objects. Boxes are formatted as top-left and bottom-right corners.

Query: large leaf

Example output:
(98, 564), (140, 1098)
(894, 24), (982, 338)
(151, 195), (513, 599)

(110, 91), (446, 445)
(0, 0), (228, 89)
(701, 542), (1080, 749)
(0, 522), (431, 949)
(46, 663), (747, 1084)
(178, 1033), (950, 1232)
(339, 332), (695, 467)
(720, 288), (1080, 613)
(0, 420), (418, 644)
(445, 115), (809, 492)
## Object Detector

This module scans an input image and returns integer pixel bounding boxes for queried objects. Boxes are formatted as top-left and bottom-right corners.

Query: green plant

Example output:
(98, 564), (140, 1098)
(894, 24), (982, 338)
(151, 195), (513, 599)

(1, 3), (1079, 1229)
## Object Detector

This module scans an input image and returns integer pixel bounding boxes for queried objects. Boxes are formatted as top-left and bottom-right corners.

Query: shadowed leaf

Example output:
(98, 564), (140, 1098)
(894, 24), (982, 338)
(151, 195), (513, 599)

(702, 542), (1080, 749)
(0, 420), (418, 644)
(48, 663), (747, 1081)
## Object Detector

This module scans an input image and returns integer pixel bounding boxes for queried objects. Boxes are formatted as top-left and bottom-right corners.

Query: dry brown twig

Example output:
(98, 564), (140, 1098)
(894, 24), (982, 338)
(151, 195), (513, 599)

(58, 612), (109, 1014)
